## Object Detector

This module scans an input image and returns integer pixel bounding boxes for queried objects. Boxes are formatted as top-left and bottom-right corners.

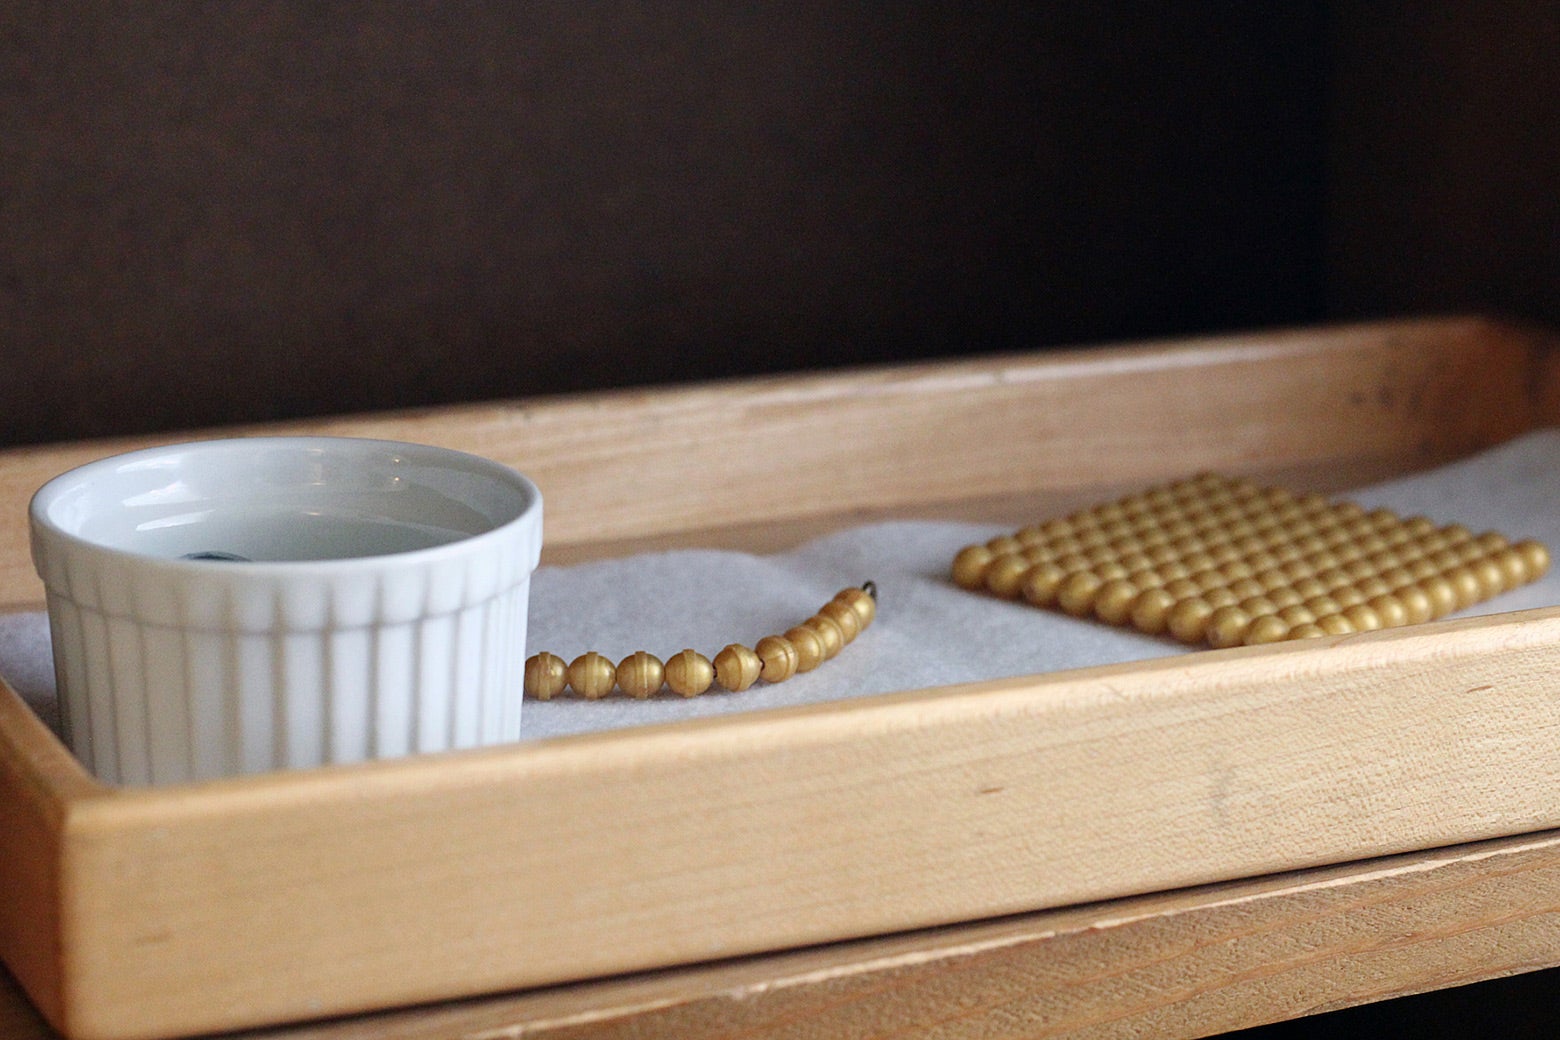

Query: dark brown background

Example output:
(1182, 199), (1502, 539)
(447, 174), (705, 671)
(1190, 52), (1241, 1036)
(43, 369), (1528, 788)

(3, 3), (1560, 1033)
(2, 2), (1325, 445)
(3, 4), (1555, 451)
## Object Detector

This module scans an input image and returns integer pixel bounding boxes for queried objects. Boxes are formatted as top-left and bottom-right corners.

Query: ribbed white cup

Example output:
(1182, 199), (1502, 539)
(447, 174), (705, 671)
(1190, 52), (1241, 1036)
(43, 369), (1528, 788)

(29, 437), (542, 786)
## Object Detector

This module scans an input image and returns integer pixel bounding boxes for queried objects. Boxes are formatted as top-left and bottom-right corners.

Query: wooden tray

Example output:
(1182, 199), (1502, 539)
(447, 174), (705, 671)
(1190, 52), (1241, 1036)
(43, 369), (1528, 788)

(4, 316), (1560, 1040)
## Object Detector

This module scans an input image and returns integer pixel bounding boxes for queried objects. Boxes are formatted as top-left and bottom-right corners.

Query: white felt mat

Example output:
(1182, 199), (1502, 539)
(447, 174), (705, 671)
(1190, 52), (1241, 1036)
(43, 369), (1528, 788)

(7, 431), (1560, 744)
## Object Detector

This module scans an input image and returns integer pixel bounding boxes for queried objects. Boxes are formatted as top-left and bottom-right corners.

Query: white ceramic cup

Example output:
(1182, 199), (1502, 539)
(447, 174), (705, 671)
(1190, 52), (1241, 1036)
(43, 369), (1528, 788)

(29, 437), (543, 786)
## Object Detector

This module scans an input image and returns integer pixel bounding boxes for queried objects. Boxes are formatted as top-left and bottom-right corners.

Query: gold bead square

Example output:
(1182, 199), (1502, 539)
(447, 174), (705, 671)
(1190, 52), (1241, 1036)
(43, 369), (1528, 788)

(952, 472), (1549, 649)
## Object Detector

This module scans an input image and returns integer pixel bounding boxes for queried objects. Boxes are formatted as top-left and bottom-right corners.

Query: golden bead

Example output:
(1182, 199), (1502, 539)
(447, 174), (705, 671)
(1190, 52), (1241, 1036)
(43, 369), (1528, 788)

(1054, 552), (1093, 573)
(1517, 540), (1551, 580)
(1283, 559), (1317, 582)
(616, 651), (664, 699)
(1243, 615), (1290, 645)
(1344, 558), (1378, 583)
(1354, 577), (1390, 600)
(1206, 606), (1252, 649)
(567, 652), (617, 699)
(1367, 594), (1408, 628)
(1233, 533), (1269, 555)
(1303, 595), (1342, 618)
(524, 652), (568, 700)
(1328, 541), (1363, 565)
(818, 599), (861, 643)
(1468, 558), (1506, 600)
(1162, 577), (1201, 601)
(1246, 550), (1282, 574)
(1050, 538), (1085, 558)
(1474, 530), (1509, 553)
(1492, 547), (1531, 591)
(755, 635), (800, 683)
(1190, 568), (1225, 592)
(1206, 543), (1242, 567)
(1021, 562), (1068, 606)
(1130, 587), (1177, 635)
(1442, 523), (1473, 545)
(1083, 542), (1117, 565)
(1057, 571), (1105, 617)
(951, 545), (995, 590)
(1277, 604), (1316, 627)
(1292, 577), (1328, 600)
(1117, 551), (1156, 573)
(1239, 594), (1278, 618)
(1167, 598), (1215, 644)
(803, 614), (846, 660)
(1204, 587), (1238, 609)
(1093, 579), (1140, 625)
(1255, 567), (1290, 591)
(1344, 516), (1376, 540)
(1419, 577), (1459, 619)
(1180, 550), (1217, 574)
(1397, 585), (1434, 625)
(1219, 560), (1255, 582)
(1127, 566), (1164, 589)
(1379, 566), (1416, 591)
(1315, 613), (1355, 635)
(783, 625), (826, 673)
(1355, 533), (1389, 556)
(983, 554), (1031, 599)
(1369, 508), (1399, 529)
(1093, 561), (1130, 582)
(1015, 523), (1048, 544)
(1393, 541), (1426, 563)
(1364, 550), (1402, 573)
(1267, 587), (1303, 610)
(985, 534), (1024, 555)
(1288, 622), (1327, 640)
(1342, 603), (1383, 632)
(1455, 540), (1486, 565)
(664, 649), (715, 697)
(1315, 568), (1352, 592)
(714, 644), (763, 692)
(1120, 492), (1152, 515)
(834, 586), (877, 630)
(1095, 501), (1129, 524)
(1228, 577), (1266, 601)
(1293, 534), (1328, 557)
(1444, 566), (1483, 611)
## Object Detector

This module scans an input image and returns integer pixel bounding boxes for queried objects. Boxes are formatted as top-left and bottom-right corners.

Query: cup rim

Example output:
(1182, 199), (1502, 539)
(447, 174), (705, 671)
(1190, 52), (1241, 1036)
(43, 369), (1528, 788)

(29, 435), (544, 577)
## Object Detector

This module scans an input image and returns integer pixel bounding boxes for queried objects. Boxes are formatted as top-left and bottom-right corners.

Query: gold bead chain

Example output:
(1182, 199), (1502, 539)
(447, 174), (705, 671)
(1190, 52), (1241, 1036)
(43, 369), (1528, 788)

(952, 472), (1550, 648)
(524, 583), (877, 700)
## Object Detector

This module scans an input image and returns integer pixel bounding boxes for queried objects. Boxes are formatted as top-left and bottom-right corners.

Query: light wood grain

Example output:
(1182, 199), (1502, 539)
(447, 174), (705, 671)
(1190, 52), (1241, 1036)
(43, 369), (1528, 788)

(12, 827), (1560, 1040)
(0, 661), (102, 1031)
(4, 317), (1560, 1040)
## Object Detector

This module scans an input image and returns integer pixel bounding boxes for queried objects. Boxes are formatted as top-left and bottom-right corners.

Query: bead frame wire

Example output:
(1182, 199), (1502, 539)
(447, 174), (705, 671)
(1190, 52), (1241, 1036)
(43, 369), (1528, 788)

(523, 583), (877, 699)
(951, 472), (1551, 648)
